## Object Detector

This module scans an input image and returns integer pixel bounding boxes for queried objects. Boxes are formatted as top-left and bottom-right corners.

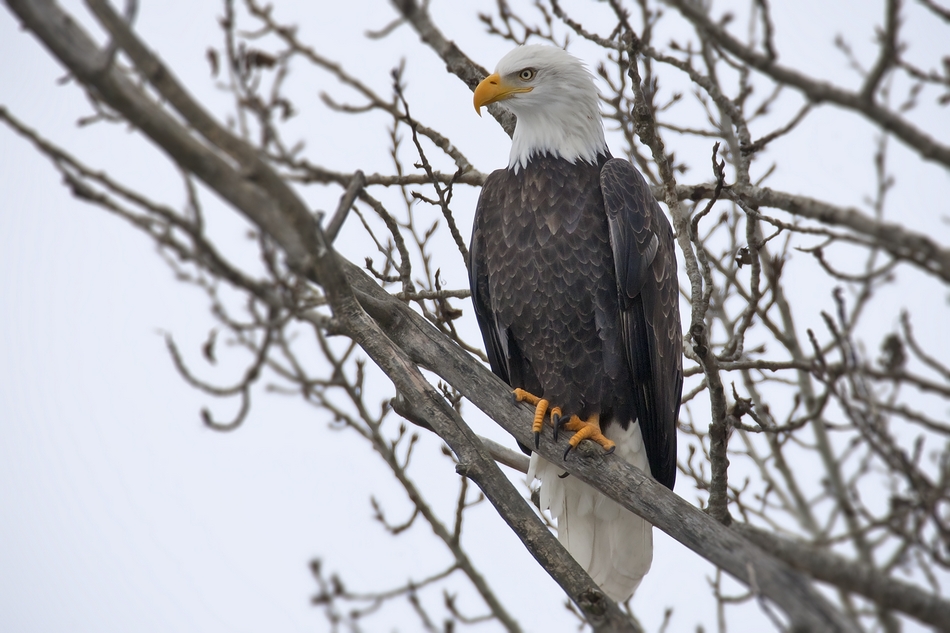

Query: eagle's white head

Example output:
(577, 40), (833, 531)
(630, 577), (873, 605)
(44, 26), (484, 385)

(474, 45), (607, 173)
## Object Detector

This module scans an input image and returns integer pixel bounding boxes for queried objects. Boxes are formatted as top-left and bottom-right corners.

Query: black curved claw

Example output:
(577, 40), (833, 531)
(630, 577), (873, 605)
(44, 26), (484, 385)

(552, 412), (563, 441)
(534, 431), (540, 450)
(558, 471), (571, 479)
(563, 444), (574, 460)
(604, 445), (616, 456)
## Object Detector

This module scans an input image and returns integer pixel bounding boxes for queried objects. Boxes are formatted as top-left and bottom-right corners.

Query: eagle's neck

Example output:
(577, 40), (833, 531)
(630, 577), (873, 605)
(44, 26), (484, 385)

(508, 96), (607, 173)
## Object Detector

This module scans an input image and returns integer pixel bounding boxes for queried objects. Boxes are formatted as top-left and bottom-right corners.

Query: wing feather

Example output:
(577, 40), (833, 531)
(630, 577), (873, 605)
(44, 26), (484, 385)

(601, 159), (683, 490)
(470, 169), (517, 387)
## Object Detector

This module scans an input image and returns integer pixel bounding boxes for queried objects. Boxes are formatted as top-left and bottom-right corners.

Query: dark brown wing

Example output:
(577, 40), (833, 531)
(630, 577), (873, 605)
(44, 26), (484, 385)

(469, 168), (543, 397)
(601, 158), (683, 490)
(469, 170), (511, 384)
(468, 175), (511, 384)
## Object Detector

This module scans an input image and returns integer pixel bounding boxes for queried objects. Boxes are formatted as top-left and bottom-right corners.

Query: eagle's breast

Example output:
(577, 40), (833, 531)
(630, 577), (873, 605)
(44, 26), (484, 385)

(476, 154), (631, 425)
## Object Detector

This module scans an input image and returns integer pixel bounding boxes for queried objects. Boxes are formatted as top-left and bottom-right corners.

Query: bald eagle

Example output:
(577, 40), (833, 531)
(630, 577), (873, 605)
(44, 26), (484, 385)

(469, 45), (683, 601)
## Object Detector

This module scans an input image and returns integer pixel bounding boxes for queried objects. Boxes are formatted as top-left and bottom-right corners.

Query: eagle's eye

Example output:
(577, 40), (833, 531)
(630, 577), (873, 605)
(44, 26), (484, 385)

(519, 68), (535, 81)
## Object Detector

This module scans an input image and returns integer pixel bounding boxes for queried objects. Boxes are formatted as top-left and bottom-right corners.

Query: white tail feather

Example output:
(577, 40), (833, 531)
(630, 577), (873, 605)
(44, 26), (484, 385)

(529, 422), (653, 602)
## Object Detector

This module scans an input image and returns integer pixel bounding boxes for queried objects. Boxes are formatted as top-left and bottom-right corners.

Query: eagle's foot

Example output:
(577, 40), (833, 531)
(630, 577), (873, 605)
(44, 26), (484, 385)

(512, 388), (553, 449)
(561, 413), (616, 459)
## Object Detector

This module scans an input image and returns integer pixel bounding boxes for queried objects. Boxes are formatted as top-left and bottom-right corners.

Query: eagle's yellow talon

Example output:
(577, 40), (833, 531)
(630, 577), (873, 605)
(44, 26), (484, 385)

(513, 388), (538, 405)
(512, 391), (614, 455)
(531, 399), (549, 435)
(562, 413), (615, 457)
(513, 388), (551, 447)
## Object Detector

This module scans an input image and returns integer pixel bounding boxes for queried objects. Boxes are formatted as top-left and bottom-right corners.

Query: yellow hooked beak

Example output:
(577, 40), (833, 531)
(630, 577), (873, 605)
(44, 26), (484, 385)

(473, 72), (533, 115)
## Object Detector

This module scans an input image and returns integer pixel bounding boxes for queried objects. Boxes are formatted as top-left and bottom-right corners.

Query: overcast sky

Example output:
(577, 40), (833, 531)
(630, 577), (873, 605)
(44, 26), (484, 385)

(2, 1), (948, 632)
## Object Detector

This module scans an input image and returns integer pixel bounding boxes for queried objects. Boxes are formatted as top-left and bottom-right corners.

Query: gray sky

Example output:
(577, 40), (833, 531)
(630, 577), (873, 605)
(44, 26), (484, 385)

(2, 1), (948, 631)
